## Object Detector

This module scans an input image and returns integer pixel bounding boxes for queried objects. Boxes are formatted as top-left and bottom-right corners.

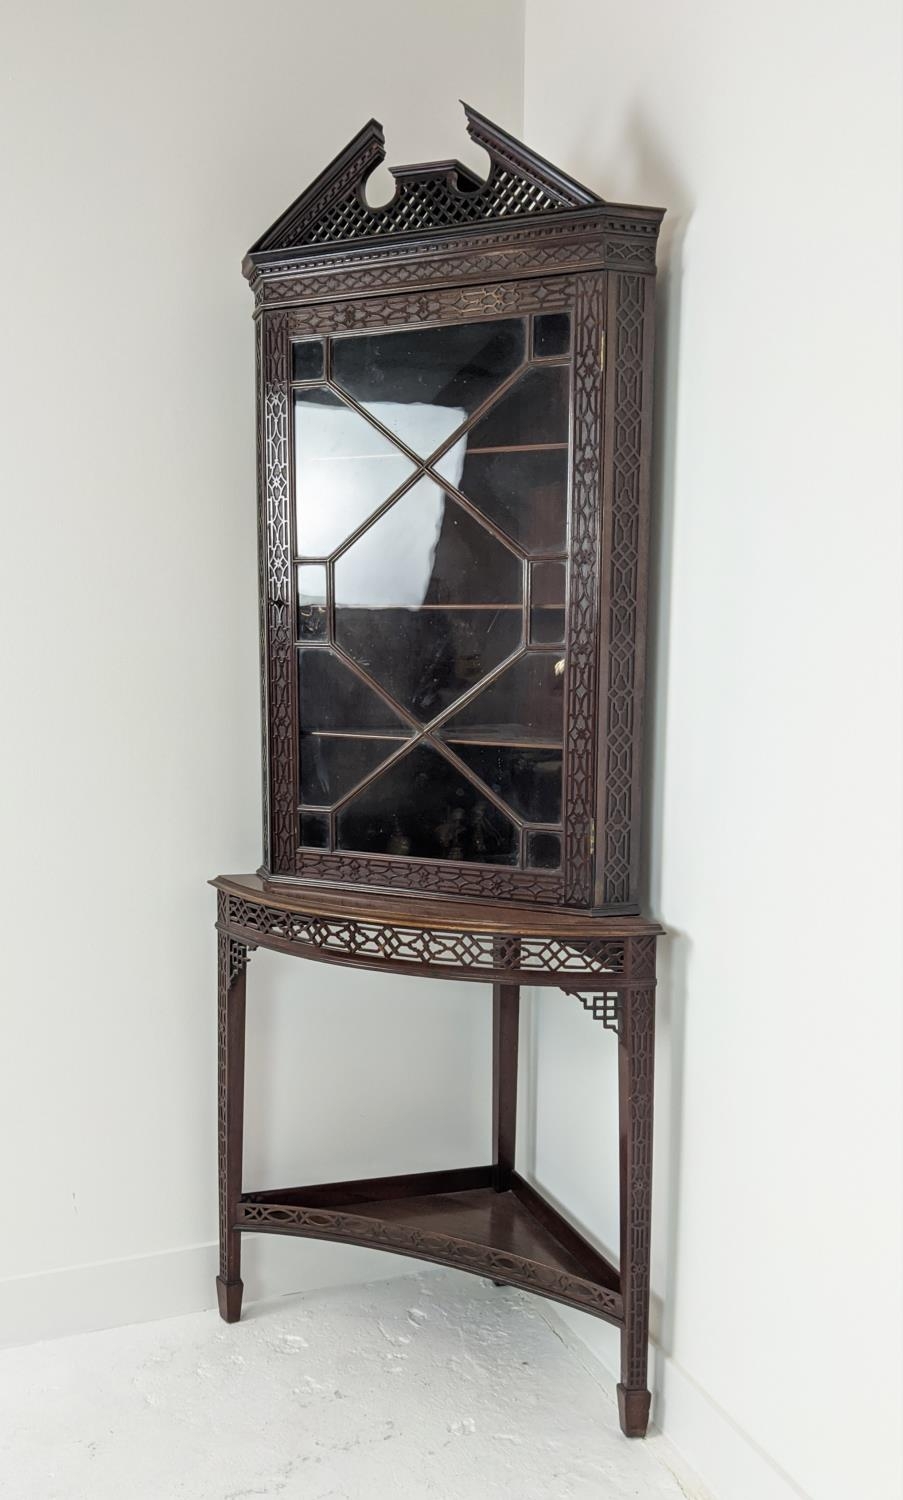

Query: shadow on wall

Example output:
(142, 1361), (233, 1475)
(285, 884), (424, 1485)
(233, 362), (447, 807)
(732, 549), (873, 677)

(518, 113), (695, 1403)
(633, 114), (693, 1391)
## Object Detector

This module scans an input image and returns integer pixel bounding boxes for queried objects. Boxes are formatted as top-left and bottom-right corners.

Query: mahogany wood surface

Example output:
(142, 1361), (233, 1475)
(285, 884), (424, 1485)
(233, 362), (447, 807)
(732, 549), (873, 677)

(212, 873), (662, 939)
(214, 106), (663, 1438)
(237, 1173), (623, 1325)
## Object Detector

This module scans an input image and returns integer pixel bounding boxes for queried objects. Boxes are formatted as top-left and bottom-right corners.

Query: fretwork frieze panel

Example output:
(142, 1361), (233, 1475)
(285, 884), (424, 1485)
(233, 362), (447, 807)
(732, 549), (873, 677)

(220, 892), (630, 981)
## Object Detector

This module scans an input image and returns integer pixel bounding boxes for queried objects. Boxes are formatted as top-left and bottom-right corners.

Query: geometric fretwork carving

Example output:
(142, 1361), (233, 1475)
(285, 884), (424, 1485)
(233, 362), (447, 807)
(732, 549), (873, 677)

(563, 273), (605, 904)
(221, 892), (629, 983)
(250, 105), (601, 256)
(629, 935), (657, 980)
(573, 991), (622, 1035)
(601, 272), (648, 906)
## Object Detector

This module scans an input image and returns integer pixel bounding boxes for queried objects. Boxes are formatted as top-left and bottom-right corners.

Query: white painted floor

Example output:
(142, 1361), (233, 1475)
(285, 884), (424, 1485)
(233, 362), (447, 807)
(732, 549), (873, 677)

(0, 1271), (700, 1499)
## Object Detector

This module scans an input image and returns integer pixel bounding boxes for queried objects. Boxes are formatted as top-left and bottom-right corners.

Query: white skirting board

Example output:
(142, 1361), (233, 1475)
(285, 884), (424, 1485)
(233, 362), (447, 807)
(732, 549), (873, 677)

(2, 1247), (804, 1500)
(0, 1239), (424, 1351)
(542, 1305), (810, 1500)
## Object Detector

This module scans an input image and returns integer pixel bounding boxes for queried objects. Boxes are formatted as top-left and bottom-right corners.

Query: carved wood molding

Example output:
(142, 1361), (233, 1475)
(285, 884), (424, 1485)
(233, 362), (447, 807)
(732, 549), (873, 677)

(253, 224), (657, 307)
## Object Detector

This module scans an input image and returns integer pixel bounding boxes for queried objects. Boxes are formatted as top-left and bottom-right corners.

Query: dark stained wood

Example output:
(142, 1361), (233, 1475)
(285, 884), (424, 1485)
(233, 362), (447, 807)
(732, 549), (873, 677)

(617, 985), (656, 1436)
(212, 873), (662, 940)
(216, 925), (247, 1324)
(237, 1175), (623, 1325)
(242, 1165), (493, 1208)
(511, 1173), (620, 1295)
(214, 106), (664, 1438)
(492, 982), (520, 1192)
(246, 103), (661, 916)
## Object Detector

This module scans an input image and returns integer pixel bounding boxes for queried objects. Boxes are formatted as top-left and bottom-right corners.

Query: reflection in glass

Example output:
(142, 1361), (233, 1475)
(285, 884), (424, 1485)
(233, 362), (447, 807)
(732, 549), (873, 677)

(294, 389), (416, 555)
(297, 564), (327, 640)
(530, 559), (566, 644)
(334, 477), (522, 719)
(298, 649), (410, 807)
(298, 649), (412, 734)
(300, 810), (329, 848)
(292, 340), (325, 382)
(337, 744), (518, 865)
(332, 319), (525, 456)
(447, 742), (562, 823)
(435, 447), (567, 553)
(526, 830), (561, 869)
(532, 313), (571, 359)
(455, 365), (569, 450)
(441, 652), (565, 743)
(302, 733), (406, 806)
(337, 610), (521, 723)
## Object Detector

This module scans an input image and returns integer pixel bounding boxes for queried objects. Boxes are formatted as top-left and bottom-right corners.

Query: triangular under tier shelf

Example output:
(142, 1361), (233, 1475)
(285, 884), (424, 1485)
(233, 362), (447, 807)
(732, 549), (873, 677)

(237, 1167), (622, 1324)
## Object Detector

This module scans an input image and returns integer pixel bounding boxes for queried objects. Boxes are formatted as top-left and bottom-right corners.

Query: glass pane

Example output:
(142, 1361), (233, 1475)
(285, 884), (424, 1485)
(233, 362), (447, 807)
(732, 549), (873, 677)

(451, 365), (569, 450)
(526, 830), (561, 869)
(300, 810), (329, 849)
(446, 742), (562, 823)
(298, 649), (411, 807)
(530, 559), (566, 644)
(334, 476), (522, 720)
(337, 609), (521, 724)
(297, 564), (327, 640)
(337, 744), (518, 865)
(301, 733), (406, 806)
(532, 313), (571, 359)
(435, 447), (567, 553)
(298, 648), (412, 734)
(332, 319), (525, 457)
(292, 340), (325, 381)
(441, 653), (565, 743)
(294, 389), (416, 555)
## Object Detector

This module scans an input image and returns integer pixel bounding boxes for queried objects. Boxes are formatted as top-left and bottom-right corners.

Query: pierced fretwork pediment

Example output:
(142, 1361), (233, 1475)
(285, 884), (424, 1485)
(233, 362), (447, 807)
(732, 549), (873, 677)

(250, 103), (603, 256)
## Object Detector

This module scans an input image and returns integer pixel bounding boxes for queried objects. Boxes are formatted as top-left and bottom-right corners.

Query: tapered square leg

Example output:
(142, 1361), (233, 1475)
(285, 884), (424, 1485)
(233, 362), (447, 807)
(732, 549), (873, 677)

(217, 908), (248, 1323)
(216, 1275), (244, 1323)
(617, 984), (656, 1436)
(490, 976), (520, 1288)
(491, 980), (520, 1193)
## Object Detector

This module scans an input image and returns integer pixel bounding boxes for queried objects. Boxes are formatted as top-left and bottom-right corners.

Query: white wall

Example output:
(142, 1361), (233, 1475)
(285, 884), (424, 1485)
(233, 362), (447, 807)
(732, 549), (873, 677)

(0, 0), (524, 1344)
(3, 8), (901, 1497)
(523, 4), (903, 1499)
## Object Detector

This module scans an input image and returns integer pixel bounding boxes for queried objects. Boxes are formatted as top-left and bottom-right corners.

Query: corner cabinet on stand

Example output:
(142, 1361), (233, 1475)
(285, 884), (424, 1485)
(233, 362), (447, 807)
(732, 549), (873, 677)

(212, 104), (664, 1438)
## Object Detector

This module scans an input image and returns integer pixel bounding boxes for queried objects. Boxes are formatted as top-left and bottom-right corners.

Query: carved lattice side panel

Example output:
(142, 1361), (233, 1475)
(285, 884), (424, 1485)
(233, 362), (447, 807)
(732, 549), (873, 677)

(261, 311), (296, 871)
(598, 272), (653, 907)
(236, 1199), (622, 1321)
(563, 274), (605, 905)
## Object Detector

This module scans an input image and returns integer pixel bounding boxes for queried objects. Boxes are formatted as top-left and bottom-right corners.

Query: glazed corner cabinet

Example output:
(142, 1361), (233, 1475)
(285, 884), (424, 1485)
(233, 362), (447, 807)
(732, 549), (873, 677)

(212, 104), (664, 1438)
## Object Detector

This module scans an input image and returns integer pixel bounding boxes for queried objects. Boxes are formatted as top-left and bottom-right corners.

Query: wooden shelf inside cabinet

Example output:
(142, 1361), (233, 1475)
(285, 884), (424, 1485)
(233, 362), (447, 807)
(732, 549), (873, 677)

(214, 102), (664, 1440)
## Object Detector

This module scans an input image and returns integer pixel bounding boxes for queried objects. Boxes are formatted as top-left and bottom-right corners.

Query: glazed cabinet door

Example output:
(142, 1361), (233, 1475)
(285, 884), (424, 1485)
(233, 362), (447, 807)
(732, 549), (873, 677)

(259, 275), (607, 907)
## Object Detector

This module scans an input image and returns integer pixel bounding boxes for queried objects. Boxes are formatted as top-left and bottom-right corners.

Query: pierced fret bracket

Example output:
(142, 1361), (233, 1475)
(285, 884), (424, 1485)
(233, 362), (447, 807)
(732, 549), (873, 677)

(572, 990), (622, 1034)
